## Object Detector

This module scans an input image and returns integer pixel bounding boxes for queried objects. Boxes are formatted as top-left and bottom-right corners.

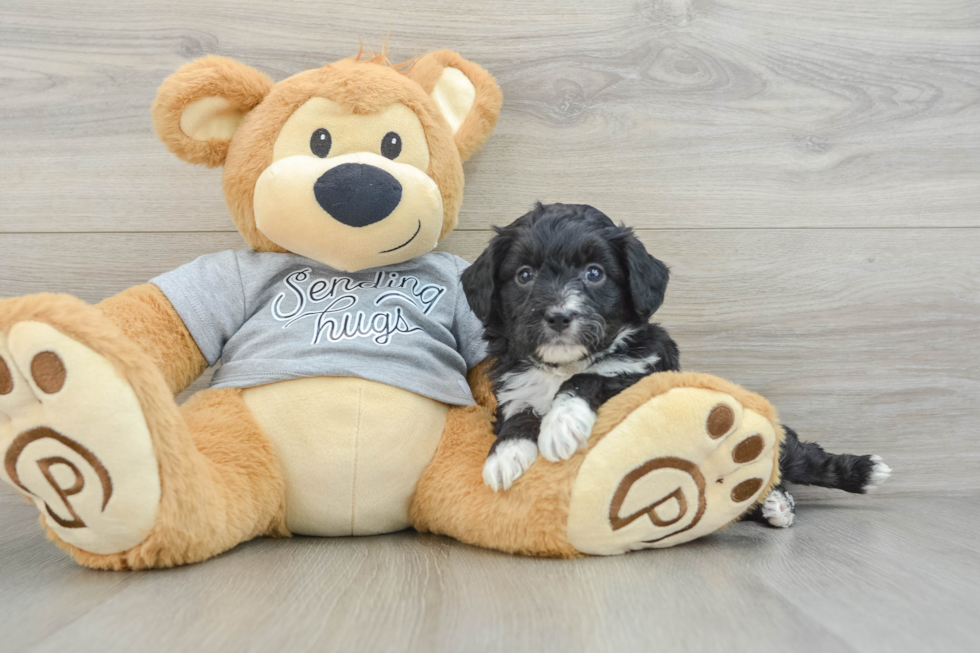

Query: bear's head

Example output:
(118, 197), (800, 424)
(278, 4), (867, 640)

(152, 50), (501, 272)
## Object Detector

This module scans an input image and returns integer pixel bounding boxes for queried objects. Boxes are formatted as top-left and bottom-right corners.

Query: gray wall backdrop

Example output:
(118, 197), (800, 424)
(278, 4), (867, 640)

(2, 0), (978, 498)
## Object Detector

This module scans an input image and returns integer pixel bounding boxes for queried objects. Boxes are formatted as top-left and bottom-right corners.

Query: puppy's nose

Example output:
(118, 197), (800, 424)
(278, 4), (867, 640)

(545, 308), (576, 333)
(313, 163), (402, 227)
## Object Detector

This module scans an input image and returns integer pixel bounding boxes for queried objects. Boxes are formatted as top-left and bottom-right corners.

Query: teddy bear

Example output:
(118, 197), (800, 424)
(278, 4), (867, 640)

(0, 49), (783, 569)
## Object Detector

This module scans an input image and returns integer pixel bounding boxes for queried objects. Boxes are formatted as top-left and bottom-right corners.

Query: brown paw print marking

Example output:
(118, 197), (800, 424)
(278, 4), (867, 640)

(732, 434), (765, 463)
(731, 478), (764, 503)
(31, 351), (66, 394)
(35, 456), (86, 528)
(0, 357), (12, 395)
(706, 404), (734, 439)
(4, 426), (113, 528)
(609, 456), (707, 543)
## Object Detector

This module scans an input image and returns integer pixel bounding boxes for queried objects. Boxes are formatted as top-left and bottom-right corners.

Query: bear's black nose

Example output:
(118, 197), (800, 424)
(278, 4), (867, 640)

(313, 163), (402, 227)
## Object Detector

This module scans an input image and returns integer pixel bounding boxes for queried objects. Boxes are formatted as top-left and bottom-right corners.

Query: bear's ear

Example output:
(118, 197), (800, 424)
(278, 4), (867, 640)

(152, 56), (274, 168)
(407, 50), (502, 162)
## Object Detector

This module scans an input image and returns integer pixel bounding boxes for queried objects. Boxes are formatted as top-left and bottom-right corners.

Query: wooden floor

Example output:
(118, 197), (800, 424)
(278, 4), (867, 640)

(1, 0), (978, 650)
(2, 490), (978, 652)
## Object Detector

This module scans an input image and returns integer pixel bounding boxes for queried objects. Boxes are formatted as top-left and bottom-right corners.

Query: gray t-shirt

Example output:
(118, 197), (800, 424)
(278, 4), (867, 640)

(151, 250), (486, 405)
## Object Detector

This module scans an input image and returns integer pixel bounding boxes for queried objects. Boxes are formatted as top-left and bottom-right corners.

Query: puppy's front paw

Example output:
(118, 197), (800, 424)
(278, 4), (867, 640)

(483, 439), (539, 491)
(539, 393), (596, 462)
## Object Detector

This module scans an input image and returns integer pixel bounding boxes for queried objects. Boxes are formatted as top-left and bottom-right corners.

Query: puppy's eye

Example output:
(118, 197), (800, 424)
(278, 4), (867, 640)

(585, 264), (605, 283)
(311, 128), (332, 158)
(381, 131), (402, 159)
(516, 266), (535, 285)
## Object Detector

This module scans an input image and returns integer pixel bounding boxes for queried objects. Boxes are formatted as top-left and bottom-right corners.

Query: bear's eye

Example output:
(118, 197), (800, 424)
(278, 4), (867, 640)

(310, 128), (332, 158)
(516, 266), (535, 285)
(585, 264), (605, 283)
(381, 131), (402, 159)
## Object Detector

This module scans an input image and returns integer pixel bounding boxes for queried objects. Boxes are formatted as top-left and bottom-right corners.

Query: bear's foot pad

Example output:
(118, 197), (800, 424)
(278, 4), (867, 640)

(0, 321), (159, 555)
(567, 387), (777, 555)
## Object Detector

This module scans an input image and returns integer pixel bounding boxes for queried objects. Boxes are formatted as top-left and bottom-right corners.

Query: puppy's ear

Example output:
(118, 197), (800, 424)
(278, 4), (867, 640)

(461, 231), (509, 323)
(621, 232), (669, 321)
(407, 50), (502, 162)
(152, 56), (274, 167)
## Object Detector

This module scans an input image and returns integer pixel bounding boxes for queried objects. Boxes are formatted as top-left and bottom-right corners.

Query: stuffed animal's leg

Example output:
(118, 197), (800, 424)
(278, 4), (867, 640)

(0, 294), (286, 569)
(409, 370), (783, 557)
(409, 403), (580, 557)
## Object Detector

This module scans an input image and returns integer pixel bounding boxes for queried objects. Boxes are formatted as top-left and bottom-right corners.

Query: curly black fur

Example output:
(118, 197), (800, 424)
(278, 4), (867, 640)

(465, 202), (887, 519)
(462, 203), (678, 453)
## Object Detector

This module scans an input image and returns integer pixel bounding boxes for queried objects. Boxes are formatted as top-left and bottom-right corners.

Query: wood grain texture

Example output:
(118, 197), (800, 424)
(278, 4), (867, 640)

(2, 490), (978, 653)
(1, 0), (978, 232)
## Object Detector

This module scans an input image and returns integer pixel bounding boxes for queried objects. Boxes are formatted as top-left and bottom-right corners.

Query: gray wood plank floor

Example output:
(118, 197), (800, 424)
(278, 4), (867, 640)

(1, 0), (978, 650)
(2, 491), (977, 653)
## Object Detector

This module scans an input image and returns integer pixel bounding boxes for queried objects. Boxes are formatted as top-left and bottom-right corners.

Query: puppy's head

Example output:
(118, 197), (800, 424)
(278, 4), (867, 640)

(463, 202), (669, 364)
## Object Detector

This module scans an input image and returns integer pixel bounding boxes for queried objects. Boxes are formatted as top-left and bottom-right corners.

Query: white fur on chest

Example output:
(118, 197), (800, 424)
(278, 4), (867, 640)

(496, 349), (660, 419)
(497, 366), (571, 419)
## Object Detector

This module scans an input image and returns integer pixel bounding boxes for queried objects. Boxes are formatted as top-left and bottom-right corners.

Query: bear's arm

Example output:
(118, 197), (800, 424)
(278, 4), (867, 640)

(466, 360), (496, 414)
(98, 284), (208, 396)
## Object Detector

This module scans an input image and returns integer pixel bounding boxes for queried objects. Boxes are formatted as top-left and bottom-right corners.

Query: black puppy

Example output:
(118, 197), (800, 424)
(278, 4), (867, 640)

(462, 202), (890, 527)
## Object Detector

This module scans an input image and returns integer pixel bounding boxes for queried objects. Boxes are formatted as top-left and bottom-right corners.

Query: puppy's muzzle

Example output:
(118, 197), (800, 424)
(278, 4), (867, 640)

(545, 308), (577, 334)
(314, 163), (403, 228)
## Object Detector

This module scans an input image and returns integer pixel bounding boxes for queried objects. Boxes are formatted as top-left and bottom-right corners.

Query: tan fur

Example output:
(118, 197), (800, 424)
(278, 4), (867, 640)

(410, 403), (582, 558)
(592, 371), (784, 504)
(220, 58), (465, 251)
(351, 43), (417, 72)
(152, 56), (274, 168)
(465, 360), (497, 413)
(409, 369), (784, 558)
(154, 51), (499, 254)
(0, 294), (286, 570)
(4, 50), (502, 569)
(2, 50), (786, 568)
(98, 285), (207, 396)
(407, 50), (503, 163)
(242, 376), (447, 536)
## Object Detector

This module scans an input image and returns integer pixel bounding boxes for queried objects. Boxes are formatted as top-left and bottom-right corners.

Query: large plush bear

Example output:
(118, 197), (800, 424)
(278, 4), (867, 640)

(0, 50), (783, 569)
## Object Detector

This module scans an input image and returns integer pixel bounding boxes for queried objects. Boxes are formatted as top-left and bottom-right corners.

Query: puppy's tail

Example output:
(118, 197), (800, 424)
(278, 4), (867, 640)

(778, 426), (891, 494)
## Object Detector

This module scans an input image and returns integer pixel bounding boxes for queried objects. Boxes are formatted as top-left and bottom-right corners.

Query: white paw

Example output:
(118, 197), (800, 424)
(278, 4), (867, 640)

(761, 488), (795, 528)
(539, 393), (596, 462)
(483, 439), (538, 492)
(864, 455), (892, 492)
